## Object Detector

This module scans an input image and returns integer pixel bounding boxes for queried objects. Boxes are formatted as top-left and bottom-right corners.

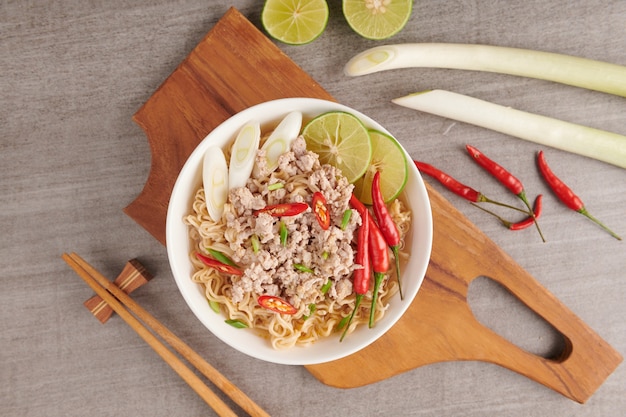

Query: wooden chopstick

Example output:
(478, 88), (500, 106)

(62, 252), (270, 417)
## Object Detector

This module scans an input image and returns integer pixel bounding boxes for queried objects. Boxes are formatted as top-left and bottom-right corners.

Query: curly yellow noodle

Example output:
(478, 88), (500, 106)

(183, 143), (412, 349)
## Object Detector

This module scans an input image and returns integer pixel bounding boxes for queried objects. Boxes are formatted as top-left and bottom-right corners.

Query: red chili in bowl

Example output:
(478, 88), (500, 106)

(371, 171), (404, 299)
(254, 202), (308, 217)
(340, 208), (371, 342)
(312, 192), (330, 230)
(257, 295), (298, 315)
(196, 252), (243, 276)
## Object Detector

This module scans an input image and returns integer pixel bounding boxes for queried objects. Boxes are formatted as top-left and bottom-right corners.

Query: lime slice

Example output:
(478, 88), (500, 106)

(342, 0), (413, 40)
(302, 111), (372, 183)
(353, 130), (408, 204)
(261, 0), (330, 45)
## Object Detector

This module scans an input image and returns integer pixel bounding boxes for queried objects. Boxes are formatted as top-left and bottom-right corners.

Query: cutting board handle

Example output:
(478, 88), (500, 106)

(306, 185), (622, 403)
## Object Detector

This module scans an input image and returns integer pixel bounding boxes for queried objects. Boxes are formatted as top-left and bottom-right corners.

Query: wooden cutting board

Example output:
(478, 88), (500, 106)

(125, 7), (622, 404)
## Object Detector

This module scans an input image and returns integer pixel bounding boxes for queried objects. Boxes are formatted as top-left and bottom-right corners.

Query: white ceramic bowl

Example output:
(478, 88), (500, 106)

(166, 98), (432, 365)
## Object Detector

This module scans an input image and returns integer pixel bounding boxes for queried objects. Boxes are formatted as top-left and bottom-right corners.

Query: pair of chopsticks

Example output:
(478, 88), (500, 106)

(62, 252), (270, 417)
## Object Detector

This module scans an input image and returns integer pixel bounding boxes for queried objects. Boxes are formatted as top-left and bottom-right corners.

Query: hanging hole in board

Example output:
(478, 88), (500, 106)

(468, 275), (570, 361)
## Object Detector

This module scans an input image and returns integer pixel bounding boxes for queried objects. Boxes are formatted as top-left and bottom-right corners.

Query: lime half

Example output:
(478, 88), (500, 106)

(342, 0), (413, 40)
(353, 130), (408, 204)
(261, 0), (330, 45)
(302, 111), (372, 183)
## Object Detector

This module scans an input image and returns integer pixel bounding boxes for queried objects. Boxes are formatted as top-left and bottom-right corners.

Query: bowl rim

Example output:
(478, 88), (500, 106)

(166, 97), (433, 365)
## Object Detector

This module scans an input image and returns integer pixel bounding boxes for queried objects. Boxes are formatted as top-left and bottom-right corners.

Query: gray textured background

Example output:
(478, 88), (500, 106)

(2, 1), (625, 416)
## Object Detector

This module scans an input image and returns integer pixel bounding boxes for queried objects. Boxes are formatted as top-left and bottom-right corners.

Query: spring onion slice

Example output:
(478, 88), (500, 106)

(208, 300), (221, 313)
(225, 319), (248, 329)
(203, 146), (229, 222)
(207, 249), (238, 267)
(320, 280), (332, 294)
(392, 90), (626, 169)
(279, 221), (288, 246)
(345, 43), (626, 97)
(261, 111), (302, 172)
(229, 120), (260, 190)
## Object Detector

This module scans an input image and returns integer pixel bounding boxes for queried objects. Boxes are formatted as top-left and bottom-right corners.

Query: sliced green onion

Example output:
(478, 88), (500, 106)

(250, 234), (260, 253)
(267, 182), (284, 191)
(225, 319), (248, 329)
(208, 300), (221, 313)
(340, 209), (352, 230)
(345, 43), (626, 97)
(279, 221), (288, 246)
(260, 111), (302, 172)
(303, 303), (317, 320)
(392, 90), (626, 169)
(320, 280), (332, 294)
(337, 315), (351, 330)
(228, 120), (260, 189)
(207, 249), (237, 267)
(294, 263), (314, 273)
(321, 251), (329, 260)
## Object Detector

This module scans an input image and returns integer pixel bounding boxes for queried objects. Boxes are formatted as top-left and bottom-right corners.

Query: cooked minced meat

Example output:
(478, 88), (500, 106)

(223, 136), (360, 308)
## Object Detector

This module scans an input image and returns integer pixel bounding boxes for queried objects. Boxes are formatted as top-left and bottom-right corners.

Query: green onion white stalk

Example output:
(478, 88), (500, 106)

(345, 43), (626, 97)
(392, 90), (626, 169)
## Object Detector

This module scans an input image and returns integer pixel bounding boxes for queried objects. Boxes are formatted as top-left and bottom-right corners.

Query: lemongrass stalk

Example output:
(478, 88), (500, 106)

(392, 90), (626, 169)
(345, 44), (626, 97)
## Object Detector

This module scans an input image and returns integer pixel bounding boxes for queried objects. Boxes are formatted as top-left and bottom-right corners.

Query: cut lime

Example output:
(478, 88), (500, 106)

(261, 0), (329, 45)
(342, 0), (413, 40)
(302, 111), (372, 183)
(353, 130), (408, 204)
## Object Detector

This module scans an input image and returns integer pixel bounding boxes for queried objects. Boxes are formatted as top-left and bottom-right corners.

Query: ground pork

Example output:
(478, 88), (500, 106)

(224, 136), (359, 308)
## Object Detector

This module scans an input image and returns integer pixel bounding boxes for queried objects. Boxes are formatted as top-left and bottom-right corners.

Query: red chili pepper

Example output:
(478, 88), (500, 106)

(196, 252), (243, 276)
(353, 210), (371, 295)
(466, 144), (545, 242)
(340, 208), (370, 342)
(254, 202), (308, 217)
(371, 171), (404, 299)
(466, 144), (524, 194)
(257, 295), (298, 315)
(367, 212), (390, 328)
(415, 160), (482, 202)
(351, 193), (386, 241)
(414, 160), (528, 213)
(510, 194), (543, 231)
(471, 194), (543, 232)
(350, 193), (367, 213)
(312, 192), (330, 230)
(537, 151), (622, 240)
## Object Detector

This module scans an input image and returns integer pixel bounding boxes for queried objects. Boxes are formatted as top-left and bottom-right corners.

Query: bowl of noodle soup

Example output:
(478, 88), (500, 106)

(166, 98), (432, 365)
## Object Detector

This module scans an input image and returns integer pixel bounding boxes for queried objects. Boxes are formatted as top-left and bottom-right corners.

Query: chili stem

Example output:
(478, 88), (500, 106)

(510, 195), (543, 231)
(579, 208), (622, 240)
(470, 203), (512, 228)
(390, 246), (402, 298)
(340, 294), (362, 342)
(369, 272), (385, 328)
(518, 191), (546, 242)
(479, 196), (530, 213)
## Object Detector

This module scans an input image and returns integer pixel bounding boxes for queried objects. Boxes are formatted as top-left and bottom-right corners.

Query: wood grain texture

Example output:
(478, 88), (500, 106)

(83, 259), (153, 323)
(125, 7), (333, 244)
(65, 253), (271, 417)
(306, 183), (622, 403)
(126, 7), (622, 404)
